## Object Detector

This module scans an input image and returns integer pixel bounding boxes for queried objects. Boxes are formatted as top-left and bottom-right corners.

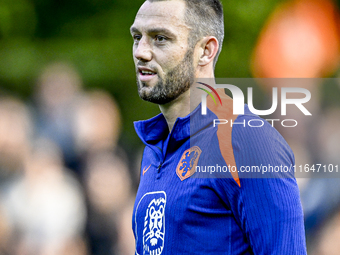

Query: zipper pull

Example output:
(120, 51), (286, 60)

(157, 163), (162, 172)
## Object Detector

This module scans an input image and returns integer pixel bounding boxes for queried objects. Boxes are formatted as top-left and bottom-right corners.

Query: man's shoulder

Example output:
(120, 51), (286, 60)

(232, 106), (289, 149)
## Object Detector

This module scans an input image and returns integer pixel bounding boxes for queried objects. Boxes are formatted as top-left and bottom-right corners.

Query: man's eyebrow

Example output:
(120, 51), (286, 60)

(130, 26), (139, 34)
(130, 26), (176, 38)
(147, 28), (176, 37)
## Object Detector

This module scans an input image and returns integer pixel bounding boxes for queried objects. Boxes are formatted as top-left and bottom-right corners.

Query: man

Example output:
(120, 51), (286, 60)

(130, 0), (307, 254)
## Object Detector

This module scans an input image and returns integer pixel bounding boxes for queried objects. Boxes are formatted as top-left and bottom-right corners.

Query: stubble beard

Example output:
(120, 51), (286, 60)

(136, 49), (195, 105)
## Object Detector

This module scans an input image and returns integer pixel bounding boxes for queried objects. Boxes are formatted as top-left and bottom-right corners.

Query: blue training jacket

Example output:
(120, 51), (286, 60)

(133, 91), (307, 255)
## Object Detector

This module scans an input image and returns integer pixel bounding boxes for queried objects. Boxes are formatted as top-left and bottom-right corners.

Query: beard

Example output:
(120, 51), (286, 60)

(136, 49), (195, 105)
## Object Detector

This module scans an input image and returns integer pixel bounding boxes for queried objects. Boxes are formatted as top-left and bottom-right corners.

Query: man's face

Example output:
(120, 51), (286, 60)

(130, 0), (195, 104)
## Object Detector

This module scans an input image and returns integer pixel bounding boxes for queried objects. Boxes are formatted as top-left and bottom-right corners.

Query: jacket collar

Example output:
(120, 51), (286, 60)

(134, 103), (213, 146)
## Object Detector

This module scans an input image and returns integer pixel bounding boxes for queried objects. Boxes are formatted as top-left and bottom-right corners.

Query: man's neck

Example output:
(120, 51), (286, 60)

(159, 89), (191, 133)
(160, 68), (215, 132)
(159, 83), (207, 133)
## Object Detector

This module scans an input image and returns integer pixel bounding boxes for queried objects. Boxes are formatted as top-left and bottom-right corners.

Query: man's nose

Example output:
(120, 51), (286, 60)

(134, 38), (152, 62)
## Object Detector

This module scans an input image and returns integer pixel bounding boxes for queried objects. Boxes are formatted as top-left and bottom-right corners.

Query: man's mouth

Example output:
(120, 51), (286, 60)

(138, 68), (157, 82)
(140, 70), (157, 76)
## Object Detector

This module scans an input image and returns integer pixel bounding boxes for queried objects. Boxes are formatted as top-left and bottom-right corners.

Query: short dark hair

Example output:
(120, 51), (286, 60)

(148, 0), (224, 66)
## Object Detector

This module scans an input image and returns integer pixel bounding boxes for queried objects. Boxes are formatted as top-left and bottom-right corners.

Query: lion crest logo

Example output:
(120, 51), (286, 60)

(143, 197), (166, 255)
(134, 191), (166, 255)
(176, 146), (202, 181)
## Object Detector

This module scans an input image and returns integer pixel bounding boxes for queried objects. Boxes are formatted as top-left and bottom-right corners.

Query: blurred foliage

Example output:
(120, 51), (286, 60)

(0, 0), (286, 147)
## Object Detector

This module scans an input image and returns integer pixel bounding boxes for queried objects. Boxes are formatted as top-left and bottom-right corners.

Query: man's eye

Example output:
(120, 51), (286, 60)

(155, 35), (167, 42)
(133, 35), (142, 42)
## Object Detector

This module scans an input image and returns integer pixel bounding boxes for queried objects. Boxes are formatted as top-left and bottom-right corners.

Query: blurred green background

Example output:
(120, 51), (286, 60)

(0, 0), (283, 147)
(1, 2), (340, 254)
(1, 0), (340, 150)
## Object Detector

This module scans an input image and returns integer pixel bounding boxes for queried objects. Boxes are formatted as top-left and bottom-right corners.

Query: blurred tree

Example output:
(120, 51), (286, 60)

(0, 0), (36, 38)
(0, 0), (292, 146)
(32, 0), (118, 38)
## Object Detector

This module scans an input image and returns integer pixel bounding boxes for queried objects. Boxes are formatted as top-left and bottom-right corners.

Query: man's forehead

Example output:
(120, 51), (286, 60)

(133, 0), (189, 29)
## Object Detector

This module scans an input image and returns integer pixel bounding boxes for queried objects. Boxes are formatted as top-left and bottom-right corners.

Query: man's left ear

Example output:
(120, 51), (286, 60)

(198, 36), (219, 66)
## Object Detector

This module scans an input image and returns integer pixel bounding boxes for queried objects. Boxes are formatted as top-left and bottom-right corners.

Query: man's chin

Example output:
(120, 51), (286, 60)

(138, 85), (153, 96)
(138, 88), (174, 105)
(137, 79), (157, 90)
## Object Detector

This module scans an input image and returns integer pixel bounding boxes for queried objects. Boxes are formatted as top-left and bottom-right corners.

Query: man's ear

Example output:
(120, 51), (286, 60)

(197, 36), (219, 66)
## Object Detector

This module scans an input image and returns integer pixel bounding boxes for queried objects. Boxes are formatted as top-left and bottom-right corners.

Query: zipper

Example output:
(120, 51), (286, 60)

(156, 162), (163, 179)
(157, 163), (162, 173)
(144, 144), (164, 178)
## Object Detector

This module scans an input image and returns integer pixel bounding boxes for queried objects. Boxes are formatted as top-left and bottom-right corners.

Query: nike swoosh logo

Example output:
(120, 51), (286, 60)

(143, 164), (151, 175)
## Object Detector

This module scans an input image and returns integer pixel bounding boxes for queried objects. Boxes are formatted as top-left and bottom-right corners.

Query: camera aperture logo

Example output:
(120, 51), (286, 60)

(197, 82), (222, 108)
(198, 84), (312, 128)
